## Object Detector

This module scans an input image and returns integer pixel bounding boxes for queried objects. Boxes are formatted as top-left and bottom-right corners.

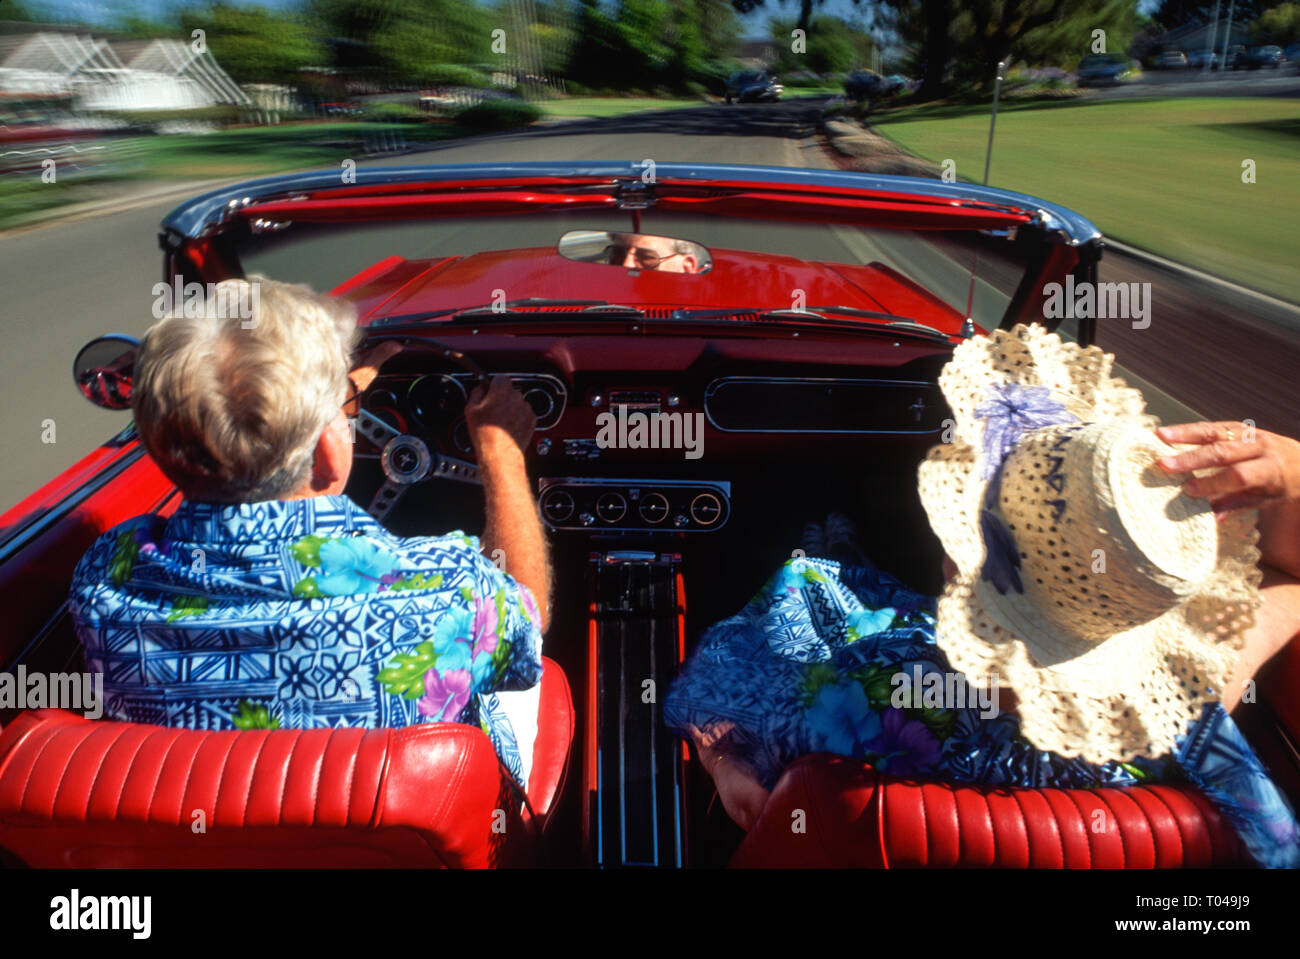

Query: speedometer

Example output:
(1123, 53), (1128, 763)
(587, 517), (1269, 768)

(407, 374), (467, 427)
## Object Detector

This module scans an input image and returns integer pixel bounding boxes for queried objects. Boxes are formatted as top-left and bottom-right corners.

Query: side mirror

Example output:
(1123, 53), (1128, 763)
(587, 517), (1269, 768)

(73, 335), (139, 411)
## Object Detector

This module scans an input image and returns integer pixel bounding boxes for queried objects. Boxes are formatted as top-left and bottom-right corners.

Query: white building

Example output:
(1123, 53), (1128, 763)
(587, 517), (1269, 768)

(0, 31), (249, 112)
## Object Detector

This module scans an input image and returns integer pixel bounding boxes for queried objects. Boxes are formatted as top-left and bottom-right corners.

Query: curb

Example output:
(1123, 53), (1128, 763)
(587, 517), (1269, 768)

(1102, 238), (1300, 319)
(0, 177), (246, 240)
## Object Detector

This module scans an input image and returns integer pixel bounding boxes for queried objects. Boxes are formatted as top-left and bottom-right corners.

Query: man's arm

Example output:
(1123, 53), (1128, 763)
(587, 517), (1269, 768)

(466, 376), (552, 632)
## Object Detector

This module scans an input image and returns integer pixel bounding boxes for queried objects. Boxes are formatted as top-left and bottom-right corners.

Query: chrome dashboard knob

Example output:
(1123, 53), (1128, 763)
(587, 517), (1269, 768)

(579, 512), (596, 527)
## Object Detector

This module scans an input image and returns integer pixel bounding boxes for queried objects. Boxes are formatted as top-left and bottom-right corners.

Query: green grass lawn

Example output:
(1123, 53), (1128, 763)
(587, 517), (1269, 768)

(536, 97), (705, 118)
(0, 122), (467, 232)
(870, 97), (1300, 302)
(782, 84), (843, 98)
(118, 121), (464, 178)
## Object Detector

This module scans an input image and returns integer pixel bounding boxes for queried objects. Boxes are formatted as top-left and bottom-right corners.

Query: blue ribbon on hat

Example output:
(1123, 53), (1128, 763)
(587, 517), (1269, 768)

(973, 383), (1079, 595)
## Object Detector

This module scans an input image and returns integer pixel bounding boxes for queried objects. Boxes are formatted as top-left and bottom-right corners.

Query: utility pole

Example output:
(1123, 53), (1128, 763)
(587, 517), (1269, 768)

(1203, 0), (1222, 72)
(1220, 0), (1237, 69)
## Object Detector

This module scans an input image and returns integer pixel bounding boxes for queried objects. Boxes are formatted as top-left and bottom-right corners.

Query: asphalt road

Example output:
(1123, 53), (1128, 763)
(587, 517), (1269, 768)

(1085, 66), (1300, 99)
(1, 98), (1296, 516)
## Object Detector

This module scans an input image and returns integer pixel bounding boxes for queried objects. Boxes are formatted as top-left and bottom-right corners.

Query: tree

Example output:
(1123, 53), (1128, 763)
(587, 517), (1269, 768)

(1257, 2), (1300, 45)
(179, 4), (328, 86)
(873, 0), (955, 97)
(1151, 0), (1270, 31)
(566, 0), (732, 92)
(309, 0), (493, 85)
(771, 14), (865, 74)
(874, 0), (1143, 97)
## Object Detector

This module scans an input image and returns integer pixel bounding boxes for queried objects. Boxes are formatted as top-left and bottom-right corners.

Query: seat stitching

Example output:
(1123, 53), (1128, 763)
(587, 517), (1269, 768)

(47, 727), (97, 818)
(1143, 786), (1188, 864)
(82, 724), (124, 820)
(14, 724), (67, 815)
(239, 733), (274, 828)
(1098, 791), (1128, 867)
(278, 732), (305, 826)
(977, 790), (995, 867)
(338, 738), (360, 827)
(110, 732), (151, 819)
(1059, 790), (1093, 868)
(1002, 789), (1029, 866)
(177, 734), (200, 821)
(1124, 787), (1159, 866)
(367, 732), (394, 829)
(312, 735), (333, 826)
(1010, 787), (1063, 866)
(137, 728), (186, 825)
(206, 733), (239, 826)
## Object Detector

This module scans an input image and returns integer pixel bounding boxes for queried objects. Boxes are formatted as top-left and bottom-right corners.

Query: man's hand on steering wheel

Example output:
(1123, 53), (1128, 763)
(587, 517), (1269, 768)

(465, 375), (537, 461)
(347, 341), (404, 414)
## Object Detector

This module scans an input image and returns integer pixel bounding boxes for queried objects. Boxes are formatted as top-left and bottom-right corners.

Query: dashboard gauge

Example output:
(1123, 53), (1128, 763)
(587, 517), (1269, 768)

(408, 374), (467, 427)
(451, 418), (473, 454)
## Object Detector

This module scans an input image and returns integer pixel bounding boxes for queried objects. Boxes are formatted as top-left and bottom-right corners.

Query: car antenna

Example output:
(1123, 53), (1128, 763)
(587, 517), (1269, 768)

(962, 58), (1009, 337)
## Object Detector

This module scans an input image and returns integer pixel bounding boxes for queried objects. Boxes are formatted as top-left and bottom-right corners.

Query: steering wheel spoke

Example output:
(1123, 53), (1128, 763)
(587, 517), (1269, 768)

(428, 453), (482, 485)
(367, 480), (407, 522)
(353, 408), (400, 448)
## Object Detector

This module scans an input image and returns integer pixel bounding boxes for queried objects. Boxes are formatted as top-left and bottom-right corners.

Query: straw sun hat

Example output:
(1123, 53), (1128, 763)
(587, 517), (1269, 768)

(918, 324), (1261, 763)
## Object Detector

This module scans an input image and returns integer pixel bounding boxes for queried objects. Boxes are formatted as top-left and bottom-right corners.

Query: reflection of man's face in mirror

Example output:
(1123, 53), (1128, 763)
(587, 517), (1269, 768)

(611, 233), (700, 274)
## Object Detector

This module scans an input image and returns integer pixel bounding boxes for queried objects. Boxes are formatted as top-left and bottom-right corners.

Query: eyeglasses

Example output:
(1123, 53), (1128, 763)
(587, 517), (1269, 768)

(342, 376), (363, 419)
(606, 244), (687, 270)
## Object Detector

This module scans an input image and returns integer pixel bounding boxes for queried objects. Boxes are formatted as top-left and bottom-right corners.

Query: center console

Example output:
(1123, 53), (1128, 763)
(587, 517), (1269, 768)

(584, 550), (690, 868)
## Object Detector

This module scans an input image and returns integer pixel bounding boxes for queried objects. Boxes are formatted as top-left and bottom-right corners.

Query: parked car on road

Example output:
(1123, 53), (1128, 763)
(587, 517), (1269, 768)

(724, 71), (783, 104)
(1076, 53), (1140, 86)
(1184, 49), (1221, 70)
(1156, 49), (1188, 69)
(1238, 45), (1284, 69)
(844, 69), (904, 101)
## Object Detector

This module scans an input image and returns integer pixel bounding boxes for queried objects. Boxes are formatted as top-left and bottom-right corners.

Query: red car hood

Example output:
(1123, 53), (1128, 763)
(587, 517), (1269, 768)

(341, 246), (965, 334)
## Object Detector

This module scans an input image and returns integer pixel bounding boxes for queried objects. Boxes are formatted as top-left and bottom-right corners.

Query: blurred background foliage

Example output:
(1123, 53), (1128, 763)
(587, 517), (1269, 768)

(4, 1), (1295, 103)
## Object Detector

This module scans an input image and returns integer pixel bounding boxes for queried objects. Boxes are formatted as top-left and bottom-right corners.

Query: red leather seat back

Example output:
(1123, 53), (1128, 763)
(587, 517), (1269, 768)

(0, 658), (572, 868)
(730, 754), (1247, 868)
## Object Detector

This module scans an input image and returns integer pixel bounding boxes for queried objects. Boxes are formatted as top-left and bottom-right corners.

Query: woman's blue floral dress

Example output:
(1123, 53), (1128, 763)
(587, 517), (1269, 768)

(664, 556), (1300, 868)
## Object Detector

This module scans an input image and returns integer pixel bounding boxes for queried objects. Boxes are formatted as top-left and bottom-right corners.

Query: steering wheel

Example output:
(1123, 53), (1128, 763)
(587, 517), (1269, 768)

(352, 337), (488, 523)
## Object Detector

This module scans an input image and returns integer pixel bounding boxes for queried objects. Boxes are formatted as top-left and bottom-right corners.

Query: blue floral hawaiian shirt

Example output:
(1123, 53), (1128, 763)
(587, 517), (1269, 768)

(665, 556), (1300, 868)
(68, 494), (545, 784)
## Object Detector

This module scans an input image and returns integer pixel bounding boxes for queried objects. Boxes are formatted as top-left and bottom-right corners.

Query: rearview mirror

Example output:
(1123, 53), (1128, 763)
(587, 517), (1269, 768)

(558, 230), (712, 274)
(73, 334), (139, 411)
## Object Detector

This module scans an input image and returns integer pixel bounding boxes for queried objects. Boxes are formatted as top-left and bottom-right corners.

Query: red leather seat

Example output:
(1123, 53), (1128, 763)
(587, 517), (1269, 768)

(0, 657), (573, 868)
(730, 754), (1248, 868)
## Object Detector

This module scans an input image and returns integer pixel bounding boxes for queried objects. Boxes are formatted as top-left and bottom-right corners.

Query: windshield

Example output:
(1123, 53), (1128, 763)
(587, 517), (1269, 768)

(235, 210), (1038, 334)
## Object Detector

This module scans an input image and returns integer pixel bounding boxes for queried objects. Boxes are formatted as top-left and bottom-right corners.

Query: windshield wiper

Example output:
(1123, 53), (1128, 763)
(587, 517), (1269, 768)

(669, 306), (951, 341)
(370, 299), (644, 329)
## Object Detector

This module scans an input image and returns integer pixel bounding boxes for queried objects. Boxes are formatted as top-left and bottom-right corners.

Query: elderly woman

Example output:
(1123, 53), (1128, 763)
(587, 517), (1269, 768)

(69, 277), (551, 786)
(666, 325), (1300, 868)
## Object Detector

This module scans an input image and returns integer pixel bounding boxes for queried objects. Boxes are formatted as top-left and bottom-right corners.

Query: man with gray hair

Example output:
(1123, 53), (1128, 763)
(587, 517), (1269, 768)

(69, 277), (552, 786)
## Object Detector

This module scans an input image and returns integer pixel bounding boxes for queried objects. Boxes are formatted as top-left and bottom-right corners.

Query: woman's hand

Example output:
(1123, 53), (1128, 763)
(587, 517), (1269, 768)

(1156, 422), (1300, 515)
(1156, 421), (1300, 578)
(683, 722), (771, 832)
